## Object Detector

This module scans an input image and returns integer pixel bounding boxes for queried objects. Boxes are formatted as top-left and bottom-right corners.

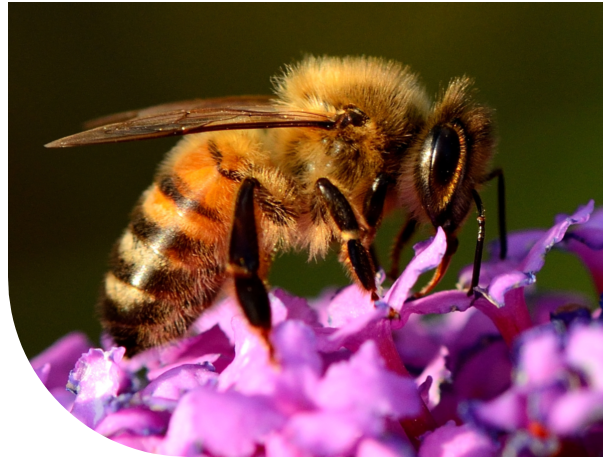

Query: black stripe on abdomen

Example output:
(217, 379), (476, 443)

(158, 174), (221, 222)
(129, 205), (219, 266)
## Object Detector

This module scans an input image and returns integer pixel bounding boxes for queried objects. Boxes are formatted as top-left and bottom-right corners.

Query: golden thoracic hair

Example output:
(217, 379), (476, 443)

(272, 55), (431, 143)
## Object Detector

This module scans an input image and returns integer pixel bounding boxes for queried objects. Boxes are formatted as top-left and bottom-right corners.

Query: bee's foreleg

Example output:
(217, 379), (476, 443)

(229, 178), (272, 334)
(316, 178), (378, 301)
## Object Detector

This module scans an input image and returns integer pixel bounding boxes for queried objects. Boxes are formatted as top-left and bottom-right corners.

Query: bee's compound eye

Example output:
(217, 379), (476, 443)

(429, 124), (461, 188)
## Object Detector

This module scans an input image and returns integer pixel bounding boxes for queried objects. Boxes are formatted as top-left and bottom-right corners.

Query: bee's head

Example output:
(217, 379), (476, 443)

(409, 77), (496, 235)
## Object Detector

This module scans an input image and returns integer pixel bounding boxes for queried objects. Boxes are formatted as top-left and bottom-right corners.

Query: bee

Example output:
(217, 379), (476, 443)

(46, 56), (506, 356)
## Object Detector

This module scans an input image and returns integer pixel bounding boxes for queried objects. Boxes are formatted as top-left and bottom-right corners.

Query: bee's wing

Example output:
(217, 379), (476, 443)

(46, 96), (336, 148)
(81, 95), (277, 129)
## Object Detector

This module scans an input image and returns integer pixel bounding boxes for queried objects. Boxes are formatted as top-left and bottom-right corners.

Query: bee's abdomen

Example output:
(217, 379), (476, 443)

(100, 172), (232, 356)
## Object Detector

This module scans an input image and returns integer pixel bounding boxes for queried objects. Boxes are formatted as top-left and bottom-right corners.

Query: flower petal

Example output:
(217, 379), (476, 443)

(67, 347), (130, 428)
(144, 325), (233, 380)
(468, 389), (528, 432)
(356, 435), (414, 457)
(141, 363), (218, 400)
(560, 203), (603, 250)
(315, 341), (421, 423)
(110, 433), (163, 454)
(272, 288), (320, 326)
(160, 385), (285, 456)
(393, 290), (474, 330)
(520, 200), (594, 274)
(385, 227), (447, 309)
(323, 283), (375, 328)
(418, 422), (499, 457)
(417, 346), (451, 409)
(279, 411), (362, 456)
(95, 406), (170, 437)
(548, 389), (603, 435)
(30, 331), (93, 391)
(515, 326), (564, 388)
(565, 323), (603, 390)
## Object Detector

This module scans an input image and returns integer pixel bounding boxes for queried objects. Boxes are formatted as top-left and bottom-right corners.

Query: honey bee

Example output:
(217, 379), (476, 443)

(46, 56), (506, 356)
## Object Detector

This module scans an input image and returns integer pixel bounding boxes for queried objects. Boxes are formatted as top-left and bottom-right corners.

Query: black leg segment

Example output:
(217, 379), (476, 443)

(363, 173), (390, 228)
(468, 189), (486, 296)
(316, 178), (378, 298)
(229, 178), (271, 330)
(347, 239), (377, 293)
(316, 178), (360, 234)
(234, 275), (271, 329)
(483, 168), (507, 260)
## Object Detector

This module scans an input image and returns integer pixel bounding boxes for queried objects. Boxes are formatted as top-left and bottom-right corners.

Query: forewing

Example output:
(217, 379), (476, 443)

(46, 96), (335, 148)
(82, 95), (276, 129)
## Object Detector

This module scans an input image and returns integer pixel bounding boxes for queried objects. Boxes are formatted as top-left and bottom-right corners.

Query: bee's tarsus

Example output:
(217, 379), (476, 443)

(347, 239), (377, 293)
(469, 190), (486, 296)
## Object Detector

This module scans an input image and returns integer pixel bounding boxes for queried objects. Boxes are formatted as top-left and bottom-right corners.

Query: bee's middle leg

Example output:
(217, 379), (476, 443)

(316, 178), (378, 301)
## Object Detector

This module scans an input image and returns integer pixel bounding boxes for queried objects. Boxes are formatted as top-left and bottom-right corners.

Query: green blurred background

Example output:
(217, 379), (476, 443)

(10, 4), (603, 358)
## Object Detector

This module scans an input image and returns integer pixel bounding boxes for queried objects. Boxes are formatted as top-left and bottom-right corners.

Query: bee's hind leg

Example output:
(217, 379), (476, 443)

(316, 178), (378, 301)
(229, 178), (272, 344)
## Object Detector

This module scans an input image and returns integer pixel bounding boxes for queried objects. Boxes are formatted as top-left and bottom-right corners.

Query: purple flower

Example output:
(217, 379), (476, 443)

(469, 322), (603, 456)
(29, 201), (603, 456)
(30, 331), (92, 409)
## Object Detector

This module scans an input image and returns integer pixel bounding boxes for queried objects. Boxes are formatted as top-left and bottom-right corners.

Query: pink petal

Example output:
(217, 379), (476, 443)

(30, 331), (93, 391)
(419, 422), (499, 457)
(279, 411), (362, 456)
(315, 341), (421, 423)
(515, 327), (564, 388)
(95, 406), (169, 437)
(548, 390), (603, 435)
(416, 346), (451, 409)
(565, 323), (603, 390)
(160, 385), (285, 456)
(141, 363), (218, 400)
(385, 227), (447, 309)
(356, 436), (414, 457)
(67, 347), (129, 428)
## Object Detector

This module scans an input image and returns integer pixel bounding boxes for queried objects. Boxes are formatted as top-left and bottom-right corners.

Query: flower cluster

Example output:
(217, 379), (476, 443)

(31, 201), (603, 456)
